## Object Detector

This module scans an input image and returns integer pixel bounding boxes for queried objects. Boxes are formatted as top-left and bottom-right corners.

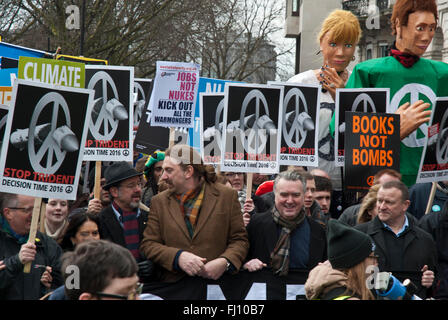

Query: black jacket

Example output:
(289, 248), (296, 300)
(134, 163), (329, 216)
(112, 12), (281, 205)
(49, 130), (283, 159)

(246, 210), (327, 270)
(99, 205), (149, 262)
(356, 215), (438, 298)
(0, 229), (63, 300)
(409, 182), (448, 220)
(419, 204), (448, 299)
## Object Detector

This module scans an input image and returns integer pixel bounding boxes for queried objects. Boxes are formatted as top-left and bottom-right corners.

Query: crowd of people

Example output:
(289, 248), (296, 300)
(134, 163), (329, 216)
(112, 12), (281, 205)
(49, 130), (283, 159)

(1, 0), (448, 300)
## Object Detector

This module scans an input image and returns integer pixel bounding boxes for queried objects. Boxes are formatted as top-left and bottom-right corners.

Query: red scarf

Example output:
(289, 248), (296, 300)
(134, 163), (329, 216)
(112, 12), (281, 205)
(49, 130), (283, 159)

(389, 45), (420, 68)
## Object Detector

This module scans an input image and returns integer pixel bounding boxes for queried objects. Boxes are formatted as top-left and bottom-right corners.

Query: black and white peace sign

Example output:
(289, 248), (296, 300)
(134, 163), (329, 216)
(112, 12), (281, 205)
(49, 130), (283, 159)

(239, 89), (270, 154)
(282, 88), (309, 148)
(88, 71), (121, 140)
(133, 82), (146, 128)
(436, 108), (448, 164)
(28, 92), (72, 174)
(339, 93), (377, 133)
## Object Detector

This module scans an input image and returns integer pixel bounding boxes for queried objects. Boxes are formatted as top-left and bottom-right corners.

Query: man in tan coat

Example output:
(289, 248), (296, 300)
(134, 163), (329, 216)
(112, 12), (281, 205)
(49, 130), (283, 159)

(139, 145), (249, 283)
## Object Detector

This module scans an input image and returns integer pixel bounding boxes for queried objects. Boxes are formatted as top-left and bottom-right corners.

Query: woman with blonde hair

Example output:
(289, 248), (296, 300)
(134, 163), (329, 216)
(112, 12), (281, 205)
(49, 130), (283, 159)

(288, 9), (362, 204)
(305, 219), (377, 300)
(357, 184), (380, 225)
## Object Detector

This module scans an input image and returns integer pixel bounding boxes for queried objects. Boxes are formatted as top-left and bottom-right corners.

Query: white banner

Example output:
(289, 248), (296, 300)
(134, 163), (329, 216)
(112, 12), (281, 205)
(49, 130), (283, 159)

(149, 61), (200, 128)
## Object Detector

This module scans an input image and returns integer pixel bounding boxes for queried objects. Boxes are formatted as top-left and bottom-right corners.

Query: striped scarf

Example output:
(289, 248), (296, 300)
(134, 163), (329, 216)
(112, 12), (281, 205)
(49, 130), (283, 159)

(175, 182), (206, 238)
(112, 202), (140, 259)
(270, 206), (305, 276)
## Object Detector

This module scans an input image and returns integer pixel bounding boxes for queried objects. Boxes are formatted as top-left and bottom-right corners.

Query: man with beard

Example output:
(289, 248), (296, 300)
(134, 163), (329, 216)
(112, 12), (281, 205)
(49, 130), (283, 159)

(99, 162), (148, 262)
(140, 145), (248, 282)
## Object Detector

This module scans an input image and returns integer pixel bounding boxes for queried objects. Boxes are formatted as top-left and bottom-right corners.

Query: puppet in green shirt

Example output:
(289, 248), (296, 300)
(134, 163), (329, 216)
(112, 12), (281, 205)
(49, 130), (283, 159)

(330, 1), (448, 186)
(334, 56), (448, 186)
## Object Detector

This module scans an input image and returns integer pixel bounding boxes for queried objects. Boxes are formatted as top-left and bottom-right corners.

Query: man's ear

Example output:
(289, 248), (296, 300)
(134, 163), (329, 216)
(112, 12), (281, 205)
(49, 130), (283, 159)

(79, 292), (95, 300)
(184, 165), (194, 179)
(2, 208), (11, 222)
(403, 199), (410, 213)
(108, 186), (118, 198)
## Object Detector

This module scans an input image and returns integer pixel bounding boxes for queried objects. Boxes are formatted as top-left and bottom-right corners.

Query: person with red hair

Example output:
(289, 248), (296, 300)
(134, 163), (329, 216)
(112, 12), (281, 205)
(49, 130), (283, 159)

(336, 0), (448, 187)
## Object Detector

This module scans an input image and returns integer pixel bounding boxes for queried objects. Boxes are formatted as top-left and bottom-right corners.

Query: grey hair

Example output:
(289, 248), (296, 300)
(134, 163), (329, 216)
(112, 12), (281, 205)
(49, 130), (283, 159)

(273, 170), (307, 194)
(0, 193), (18, 215)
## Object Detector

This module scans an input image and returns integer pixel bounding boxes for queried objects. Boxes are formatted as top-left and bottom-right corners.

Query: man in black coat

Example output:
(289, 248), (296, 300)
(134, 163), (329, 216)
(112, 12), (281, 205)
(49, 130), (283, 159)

(355, 181), (438, 299)
(243, 170), (327, 276)
(99, 162), (153, 281)
(419, 202), (448, 299)
(0, 193), (63, 300)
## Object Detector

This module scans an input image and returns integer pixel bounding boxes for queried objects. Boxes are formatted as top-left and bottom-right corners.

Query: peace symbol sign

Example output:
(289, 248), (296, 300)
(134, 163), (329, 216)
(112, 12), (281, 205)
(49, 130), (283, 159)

(390, 83), (436, 148)
(211, 98), (225, 145)
(88, 71), (122, 140)
(436, 108), (448, 164)
(28, 92), (72, 174)
(239, 89), (270, 154)
(367, 175), (374, 187)
(282, 88), (309, 148)
(339, 93), (377, 133)
(133, 82), (146, 127)
(0, 112), (7, 150)
(0, 113), (7, 137)
(214, 98), (225, 130)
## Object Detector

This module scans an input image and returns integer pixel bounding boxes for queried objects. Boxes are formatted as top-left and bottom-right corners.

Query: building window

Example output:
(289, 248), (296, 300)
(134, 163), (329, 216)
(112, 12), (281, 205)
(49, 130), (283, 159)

(379, 43), (389, 57)
(292, 0), (301, 16)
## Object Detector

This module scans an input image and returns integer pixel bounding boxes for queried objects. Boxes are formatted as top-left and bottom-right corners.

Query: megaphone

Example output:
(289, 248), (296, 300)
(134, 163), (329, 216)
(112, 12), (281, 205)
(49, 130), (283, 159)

(375, 272), (421, 300)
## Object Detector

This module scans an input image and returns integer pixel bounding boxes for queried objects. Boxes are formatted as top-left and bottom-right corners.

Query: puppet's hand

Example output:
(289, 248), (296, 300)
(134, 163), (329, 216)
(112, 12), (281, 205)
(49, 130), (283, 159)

(396, 100), (431, 140)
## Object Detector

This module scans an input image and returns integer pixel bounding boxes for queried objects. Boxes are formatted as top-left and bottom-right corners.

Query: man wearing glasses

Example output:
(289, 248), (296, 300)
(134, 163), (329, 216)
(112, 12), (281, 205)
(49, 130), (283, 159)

(99, 162), (154, 283)
(56, 240), (141, 300)
(0, 193), (63, 299)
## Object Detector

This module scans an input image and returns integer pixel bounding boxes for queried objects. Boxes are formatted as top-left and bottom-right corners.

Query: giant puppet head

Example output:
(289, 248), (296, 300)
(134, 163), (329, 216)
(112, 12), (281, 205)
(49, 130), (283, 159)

(391, 0), (438, 57)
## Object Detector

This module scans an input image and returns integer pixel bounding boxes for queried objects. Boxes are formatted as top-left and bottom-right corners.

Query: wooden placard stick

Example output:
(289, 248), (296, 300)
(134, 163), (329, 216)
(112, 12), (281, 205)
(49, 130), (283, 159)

(39, 200), (46, 233)
(93, 161), (102, 199)
(425, 181), (437, 215)
(169, 127), (176, 148)
(139, 202), (150, 212)
(24, 197), (43, 273)
(246, 173), (253, 200)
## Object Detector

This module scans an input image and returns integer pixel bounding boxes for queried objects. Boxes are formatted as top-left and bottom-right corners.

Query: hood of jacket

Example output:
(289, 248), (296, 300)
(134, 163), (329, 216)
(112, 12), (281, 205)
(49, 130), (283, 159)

(305, 260), (348, 300)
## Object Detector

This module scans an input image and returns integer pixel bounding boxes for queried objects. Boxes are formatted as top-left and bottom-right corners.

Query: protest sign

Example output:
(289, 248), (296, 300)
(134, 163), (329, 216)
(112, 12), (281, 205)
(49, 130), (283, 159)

(221, 83), (282, 174)
(200, 92), (225, 165)
(18, 57), (85, 88)
(148, 61), (200, 128)
(0, 104), (9, 152)
(0, 41), (47, 86)
(0, 86), (12, 106)
(269, 82), (320, 167)
(83, 65), (134, 161)
(133, 78), (152, 131)
(344, 111), (400, 191)
(0, 79), (93, 200)
(334, 88), (389, 166)
(417, 98), (448, 183)
(188, 77), (239, 152)
(143, 269), (308, 300)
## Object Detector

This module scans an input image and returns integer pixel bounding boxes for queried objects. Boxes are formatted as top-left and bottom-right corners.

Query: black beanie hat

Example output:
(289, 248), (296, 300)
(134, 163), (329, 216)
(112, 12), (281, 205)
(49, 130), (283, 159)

(327, 219), (375, 269)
